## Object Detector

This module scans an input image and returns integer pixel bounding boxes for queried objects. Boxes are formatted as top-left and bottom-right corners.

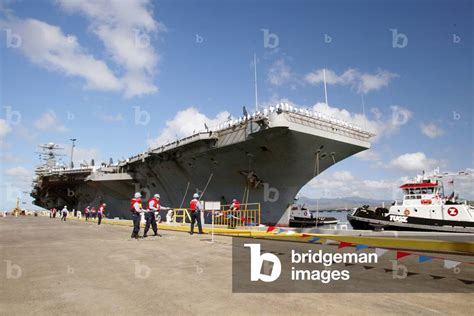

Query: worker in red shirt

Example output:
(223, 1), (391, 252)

(84, 206), (90, 221)
(189, 193), (203, 235)
(144, 194), (161, 237)
(231, 199), (241, 210)
(91, 207), (97, 220)
(130, 192), (144, 239)
(97, 203), (106, 225)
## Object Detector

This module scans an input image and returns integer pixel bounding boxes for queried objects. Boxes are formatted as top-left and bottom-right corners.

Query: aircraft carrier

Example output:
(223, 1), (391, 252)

(31, 103), (373, 225)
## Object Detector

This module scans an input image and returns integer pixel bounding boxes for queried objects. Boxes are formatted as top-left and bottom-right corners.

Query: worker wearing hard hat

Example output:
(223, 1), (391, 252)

(130, 192), (144, 239)
(231, 199), (241, 210)
(85, 206), (90, 221)
(144, 193), (162, 237)
(189, 193), (203, 235)
(61, 206), (68, 221)
(97, 203), (106, 225)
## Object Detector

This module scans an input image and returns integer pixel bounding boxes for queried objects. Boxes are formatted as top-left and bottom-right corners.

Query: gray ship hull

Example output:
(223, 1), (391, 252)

(32, 107), (372, 225)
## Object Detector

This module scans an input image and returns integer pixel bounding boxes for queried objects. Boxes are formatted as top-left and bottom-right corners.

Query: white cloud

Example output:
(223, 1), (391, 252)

(0, 17), (122, 91)
(332, 170), (354, 181)
(355, 150), (381, 161)
(57, 0), (165, 97)
(147, 107), (230, 148)
(420, 122), (444, 139)
(267, 59), (292, 86)
(312, 102), (412, 141)
(0, 119), (12, 138)
(33, 111), (69, 133)
(304, 68), (398, 94)
(73, 147), (99, 166)
(389, 152), (439, 172)
(4, 166), (30, 177)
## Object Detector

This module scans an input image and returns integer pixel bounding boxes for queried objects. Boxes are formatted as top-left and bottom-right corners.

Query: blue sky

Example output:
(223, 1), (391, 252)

(0, 0), (472, 210)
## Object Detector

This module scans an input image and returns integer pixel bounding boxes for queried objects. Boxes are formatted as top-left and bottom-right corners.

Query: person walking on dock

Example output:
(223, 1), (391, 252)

(91, 207), (97, 220)
(85, 206), (90, 221)
(144, 194), (161, 237)
(130, 192), (144, 239)
(189, 193), (203, 235)
(61, 206), (68, 221)
(97, 203), (106, 225)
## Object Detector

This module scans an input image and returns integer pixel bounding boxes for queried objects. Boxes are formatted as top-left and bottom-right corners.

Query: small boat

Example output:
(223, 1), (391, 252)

(289, 204), (339, 227)
(348, 170), (474, 233)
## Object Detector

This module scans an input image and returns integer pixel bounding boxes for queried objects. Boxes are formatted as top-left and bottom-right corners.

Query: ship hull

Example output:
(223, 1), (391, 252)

(32, 110), (372, 225)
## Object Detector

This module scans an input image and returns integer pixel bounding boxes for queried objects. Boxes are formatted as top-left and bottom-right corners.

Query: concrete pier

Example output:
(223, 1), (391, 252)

(1, 216), (473, 315)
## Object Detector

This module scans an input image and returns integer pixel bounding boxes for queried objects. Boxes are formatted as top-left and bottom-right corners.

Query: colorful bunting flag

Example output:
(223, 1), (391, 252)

(396, 251), (412, 260)
(356, 244), (369, 251)
(338, 241), (353, 249)
(308, 236), (320, 243)
(323, 239), (335, 245)
(266, 226), (275, 233)
(375, 248), (388, 257)
(418, 255), (433, 263)
(444, 259), (461, 269)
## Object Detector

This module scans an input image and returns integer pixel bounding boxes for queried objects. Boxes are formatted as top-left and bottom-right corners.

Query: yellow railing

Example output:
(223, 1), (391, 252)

(171, 208), (192, 223)
(168, 203), (260, 227)
(213, 203), (260, 227)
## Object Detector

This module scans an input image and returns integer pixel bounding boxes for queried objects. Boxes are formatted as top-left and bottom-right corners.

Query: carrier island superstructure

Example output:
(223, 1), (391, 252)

(31, 104), (374, 225)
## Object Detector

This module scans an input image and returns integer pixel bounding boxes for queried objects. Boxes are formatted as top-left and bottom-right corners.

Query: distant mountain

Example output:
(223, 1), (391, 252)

(297, 196), (392, 210)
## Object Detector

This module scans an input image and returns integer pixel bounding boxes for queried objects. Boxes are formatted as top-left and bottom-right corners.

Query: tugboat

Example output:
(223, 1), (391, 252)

(348, 170), (474, 233)
(289, 204), (339, 228)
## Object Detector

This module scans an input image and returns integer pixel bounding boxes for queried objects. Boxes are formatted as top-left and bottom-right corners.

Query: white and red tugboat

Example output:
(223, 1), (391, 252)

(348, 170), (474, 233)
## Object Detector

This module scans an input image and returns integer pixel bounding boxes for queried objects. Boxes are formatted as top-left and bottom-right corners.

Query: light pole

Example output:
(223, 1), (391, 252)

(70, 138), (77, 168)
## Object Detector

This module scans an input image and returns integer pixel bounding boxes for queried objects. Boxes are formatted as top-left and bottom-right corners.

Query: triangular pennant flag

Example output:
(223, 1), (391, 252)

(309, 236), (320, 243)
(226, 214), (233, 219)
(396, 251), (412, 260)
(444, 259), (461, 269)
(338, 241), (353, 249)
(430, 275), (445, 280)
(266, 226), (275, 233)
(323, 239), (336, 245)
(240, 217), (246, 221)
(418, 255), (433, 263)
(274, 228), (285, 234)
(363, 266), (375, 270)
(285, 230), (296, 235)
(375, 248), (388, 257)
(356, 244), (369, 251)
(458, 279), (474, 285)
(301, 233), (312, 238)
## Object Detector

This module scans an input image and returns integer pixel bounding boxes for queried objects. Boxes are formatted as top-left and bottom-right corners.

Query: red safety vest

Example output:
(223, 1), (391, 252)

(85, 207), (89, 214)
(190, 199), (199, 212)
(98, 205), (105, 214)
(148, 198), (159, 210)
(131, 198), (142, 211)
(232, 201), (241, 210)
